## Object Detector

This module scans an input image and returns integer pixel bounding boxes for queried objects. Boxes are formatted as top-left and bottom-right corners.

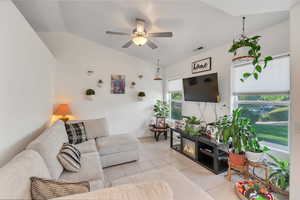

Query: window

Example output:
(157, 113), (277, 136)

(232, 55), (290, 151)
(167, 79), (183, 120)
(234, 95), (289, 149)
(170, 91), (183, 120)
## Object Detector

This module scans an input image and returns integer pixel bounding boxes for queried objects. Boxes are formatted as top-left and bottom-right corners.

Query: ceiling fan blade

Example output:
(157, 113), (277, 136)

(136, 18), (145, 32)
(122, 40), (133, 48)
(148, 32), (173, 38)
(147, 40), (158, 49)
(106, 31), (130, 36)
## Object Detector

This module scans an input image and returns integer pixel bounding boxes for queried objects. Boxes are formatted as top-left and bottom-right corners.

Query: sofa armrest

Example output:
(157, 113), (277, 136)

(53, 181), (173, 200)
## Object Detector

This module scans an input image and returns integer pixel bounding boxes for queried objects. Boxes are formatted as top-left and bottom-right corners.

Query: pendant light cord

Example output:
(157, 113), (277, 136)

(241, 16), (246, 39)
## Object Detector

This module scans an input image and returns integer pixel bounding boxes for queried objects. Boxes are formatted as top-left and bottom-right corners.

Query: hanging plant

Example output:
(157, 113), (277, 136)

(229, 17), (273, 82)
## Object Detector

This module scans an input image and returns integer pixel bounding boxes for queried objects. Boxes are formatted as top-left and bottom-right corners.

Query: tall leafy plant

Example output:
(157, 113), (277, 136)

(153, 100), (169, 118)
(216, 108), (256, 154)
(229, 35), (273, 82)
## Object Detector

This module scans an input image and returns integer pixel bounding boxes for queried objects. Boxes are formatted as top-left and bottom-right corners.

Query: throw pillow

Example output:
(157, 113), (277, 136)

(57, 143), (81, 172)
(65, 122), (87, 144)
(31, 177), (89, 200)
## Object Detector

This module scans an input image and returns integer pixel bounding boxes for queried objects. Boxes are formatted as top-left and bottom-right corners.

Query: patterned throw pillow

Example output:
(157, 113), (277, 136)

(57, 143), (81, 172)
(65, 122), (88, 144)
(31, 177), (89, 200)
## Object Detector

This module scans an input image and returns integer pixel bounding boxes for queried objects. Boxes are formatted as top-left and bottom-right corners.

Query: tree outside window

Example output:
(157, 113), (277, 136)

(170, 91), (183, 120)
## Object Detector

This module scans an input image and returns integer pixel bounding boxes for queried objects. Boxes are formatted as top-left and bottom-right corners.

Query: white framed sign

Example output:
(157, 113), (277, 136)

(191, 57), (212, 74)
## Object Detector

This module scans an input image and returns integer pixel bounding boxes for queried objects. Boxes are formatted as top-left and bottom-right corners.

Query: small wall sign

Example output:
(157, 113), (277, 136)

(191, 57), (212, 74)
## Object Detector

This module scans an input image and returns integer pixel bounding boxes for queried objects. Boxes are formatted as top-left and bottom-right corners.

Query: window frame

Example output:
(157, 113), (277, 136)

(232, 94), (290, 152)
(168, 90), (183, 121)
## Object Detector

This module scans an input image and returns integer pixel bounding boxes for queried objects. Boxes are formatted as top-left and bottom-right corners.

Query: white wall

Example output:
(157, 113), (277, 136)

(0, 1), (56, 166)
(290, 3), (300, 199)
(165, 21), (289, 123)
(39, 32), (163, 138)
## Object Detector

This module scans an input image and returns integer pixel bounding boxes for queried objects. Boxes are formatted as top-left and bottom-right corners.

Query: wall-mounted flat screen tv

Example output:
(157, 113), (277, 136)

(183, 73), (219, 102)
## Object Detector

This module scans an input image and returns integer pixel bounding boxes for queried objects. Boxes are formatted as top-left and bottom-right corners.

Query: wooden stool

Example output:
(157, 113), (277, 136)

(227, 161), (249, 181)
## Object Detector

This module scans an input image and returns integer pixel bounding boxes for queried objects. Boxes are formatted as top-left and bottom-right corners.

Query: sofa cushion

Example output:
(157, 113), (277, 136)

(89, 179), (105, 191)
(31, 177), (90, 200)
(75, 139), (97, 154)
(65, 122), (88, 144)
(67, 118), (109, 139)
(96, 134), (139, 156)
(59, 152), (104, 184)
(27, 120), (68, 179)
(101, 150), (139, 168)
(0, 150), (51, 200)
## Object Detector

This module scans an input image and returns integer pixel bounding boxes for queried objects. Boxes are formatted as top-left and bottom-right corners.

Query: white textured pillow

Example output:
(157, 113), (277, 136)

(57, 143), (81, 172)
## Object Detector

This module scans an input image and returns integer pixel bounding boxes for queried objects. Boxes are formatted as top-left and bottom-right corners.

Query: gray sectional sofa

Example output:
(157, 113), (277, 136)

(0, 119), (140, 199)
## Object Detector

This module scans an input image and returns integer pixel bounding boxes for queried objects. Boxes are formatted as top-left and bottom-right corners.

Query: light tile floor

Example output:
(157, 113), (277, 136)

(103, 137), (240, 200)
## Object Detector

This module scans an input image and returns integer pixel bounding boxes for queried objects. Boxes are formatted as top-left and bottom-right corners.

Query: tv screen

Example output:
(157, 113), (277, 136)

(183, 73), (219, 102)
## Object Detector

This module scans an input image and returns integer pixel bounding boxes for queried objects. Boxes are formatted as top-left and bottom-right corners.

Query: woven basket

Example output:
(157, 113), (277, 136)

(269, 182), (289, 198)
(235, 189), (248, 200)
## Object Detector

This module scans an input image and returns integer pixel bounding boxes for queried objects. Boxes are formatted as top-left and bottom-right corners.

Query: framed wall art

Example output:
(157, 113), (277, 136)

(111, 74), (125, 94)
(191, 57), (212, 74)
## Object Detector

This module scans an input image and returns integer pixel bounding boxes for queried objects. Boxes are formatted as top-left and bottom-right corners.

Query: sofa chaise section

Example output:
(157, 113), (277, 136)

(96, 134), (139, 168)
(68, 118), (139, 168)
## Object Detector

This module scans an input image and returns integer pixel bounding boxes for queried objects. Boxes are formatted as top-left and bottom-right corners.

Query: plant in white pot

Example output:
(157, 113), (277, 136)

(85, 89), (96, 101)
(137, 91), (146, 101)
(245, 136), (269, 163)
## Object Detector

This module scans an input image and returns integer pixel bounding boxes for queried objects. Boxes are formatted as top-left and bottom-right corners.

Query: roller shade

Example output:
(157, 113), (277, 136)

(232, 56), (290, 95)
(168, 79), (182, 92)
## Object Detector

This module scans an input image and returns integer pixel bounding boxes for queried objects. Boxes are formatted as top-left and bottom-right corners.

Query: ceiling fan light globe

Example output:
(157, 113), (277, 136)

(132, 36), (148, 46)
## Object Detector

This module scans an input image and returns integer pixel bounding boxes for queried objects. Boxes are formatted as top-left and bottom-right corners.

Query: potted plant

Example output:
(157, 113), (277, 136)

(137, 91), (146, 101)
(267, 154), (289, 197)
(153, 100), (169, 118)
(216, 108), (254, 166)
(183, 116), (202, 136)
(245, 136), (269, 162)
(85, 89), (96, 100)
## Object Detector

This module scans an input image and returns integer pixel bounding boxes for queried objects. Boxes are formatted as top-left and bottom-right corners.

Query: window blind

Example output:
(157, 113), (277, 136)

(232, 56), (290, 95)
(168, 79), (182, 92)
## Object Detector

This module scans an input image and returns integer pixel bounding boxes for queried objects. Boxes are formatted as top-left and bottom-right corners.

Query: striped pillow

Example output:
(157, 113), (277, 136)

(57, 143), (81, 172)
(65, 122), (88, 144)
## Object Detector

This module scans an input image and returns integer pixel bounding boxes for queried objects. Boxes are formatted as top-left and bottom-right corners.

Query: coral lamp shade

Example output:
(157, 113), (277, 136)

(54, 104), (72, 116)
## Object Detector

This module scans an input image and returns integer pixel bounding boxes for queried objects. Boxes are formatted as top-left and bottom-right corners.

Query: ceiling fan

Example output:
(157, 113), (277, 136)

(105, 18), (173, 49)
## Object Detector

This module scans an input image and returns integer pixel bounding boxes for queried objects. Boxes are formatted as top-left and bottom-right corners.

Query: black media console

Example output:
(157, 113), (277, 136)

(170, 128), (228, 174)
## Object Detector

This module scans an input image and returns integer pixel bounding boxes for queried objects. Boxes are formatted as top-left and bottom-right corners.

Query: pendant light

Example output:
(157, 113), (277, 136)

(154, 59), (162, 80)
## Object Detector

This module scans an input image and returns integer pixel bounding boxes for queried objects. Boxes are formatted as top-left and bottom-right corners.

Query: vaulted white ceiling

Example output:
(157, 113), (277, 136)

(13, 0), (289, 66)
(200, 0), (298, 16)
